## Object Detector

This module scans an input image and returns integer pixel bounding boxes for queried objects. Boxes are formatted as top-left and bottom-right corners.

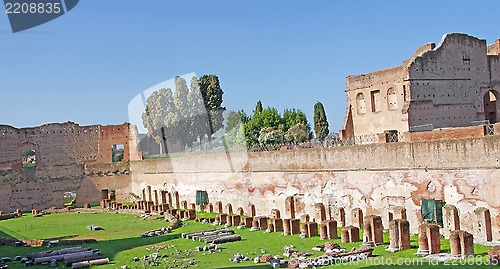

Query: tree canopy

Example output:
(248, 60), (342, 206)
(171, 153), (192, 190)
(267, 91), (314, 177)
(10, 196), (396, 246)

(313, 101), (329, 141)
(141, 75), (225, 153)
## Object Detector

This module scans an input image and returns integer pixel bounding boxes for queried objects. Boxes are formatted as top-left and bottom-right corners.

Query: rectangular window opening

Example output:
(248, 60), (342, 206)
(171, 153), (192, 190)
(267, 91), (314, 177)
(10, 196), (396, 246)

(22, 149), (36, 168)
(371, 90), (381, 112)
(112, 144), (124, 162)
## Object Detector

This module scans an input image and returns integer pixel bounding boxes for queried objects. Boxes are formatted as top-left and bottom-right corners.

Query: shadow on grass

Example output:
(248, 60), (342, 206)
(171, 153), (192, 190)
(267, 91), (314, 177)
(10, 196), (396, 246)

(84, 233), (181, 260)
(218, 263), (269, 269)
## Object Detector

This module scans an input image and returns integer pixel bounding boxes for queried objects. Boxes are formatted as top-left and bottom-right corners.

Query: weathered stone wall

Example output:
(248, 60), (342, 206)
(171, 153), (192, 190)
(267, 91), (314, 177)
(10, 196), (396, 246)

(0, 122), (100, 168)
(342, 33), (500, 137)
(345, 66), (409, 136)
(1, 124), (500, 242)
(126, 135), (500, 242)
(407, 33), (490, 128)
(0, 122), (139, 212)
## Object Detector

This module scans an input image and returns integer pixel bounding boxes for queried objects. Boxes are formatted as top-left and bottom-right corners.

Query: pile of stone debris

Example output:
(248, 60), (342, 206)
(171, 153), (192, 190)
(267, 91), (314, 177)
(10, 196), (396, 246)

(140, 227), (171, 238)
(247, 242), (374, 268)
(1, 247), (109, 268)
(288, 243), (374, 268)
(182, 228), (242, 244)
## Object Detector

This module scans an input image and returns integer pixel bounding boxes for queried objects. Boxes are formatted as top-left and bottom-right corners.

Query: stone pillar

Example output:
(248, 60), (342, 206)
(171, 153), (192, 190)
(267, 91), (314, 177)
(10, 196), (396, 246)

(173, 191), (180, 208)
(100, 189), (109, 200)
(488, 246), (500, 264)
(215, 201), (223, 213)
(271, 209), (281, 219)
(427, 224), (441, 254)
(417, 223), (429, 255)
(336, 207), (346, 227)
(255, 216), (268, 230)
(319, 223), (328, 240)
(271, 218), (283, 232)
(285, 196), (295, 219)
(186, 209), (196, 220)
(181, 200), (188, 209)
(226, 214), (233, 226)
(153, 190), (159, 205)
(236, 207), (244, 216)
(352, 208), (363, 228)
(302, 222), (318, 237)
(461, 231), (474, 257)
(232, 215), (241, 227)
(341, 226), (360, 243)
(217, 213), (227, 224)
(283, 219), (291, 236)
(267, 223), (274, 232)
(247, 204), (256, 217)
(450, 230), (461, 256)
(147, 201), (154, 212)
(147, 186), (152, 202)
(141, 189), (146, 201)
(225, 203), (233, 215)
(290, 219), (301, 235)
(315, 203), (326, 223)
(388, 219), (410, 251)
(160, 191), (167, 204)
(322, 220), (338, 239)
(167, 192), (173, 206)
(206, 203), (214, 213)
(241, 217), (253, 227)
(160, 203), (169, 212)
(364, 215), (383, 245)
(443, 204), (460, 239)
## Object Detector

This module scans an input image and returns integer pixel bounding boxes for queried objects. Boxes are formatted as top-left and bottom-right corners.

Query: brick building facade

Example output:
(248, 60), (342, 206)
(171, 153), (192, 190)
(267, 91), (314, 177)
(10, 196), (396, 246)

(341, 33), (500, 138)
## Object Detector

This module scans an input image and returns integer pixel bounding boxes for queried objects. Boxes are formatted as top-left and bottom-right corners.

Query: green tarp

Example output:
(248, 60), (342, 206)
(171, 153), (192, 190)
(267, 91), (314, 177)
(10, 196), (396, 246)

(421, 199), (444, 226)
(196, 190), (209, 205)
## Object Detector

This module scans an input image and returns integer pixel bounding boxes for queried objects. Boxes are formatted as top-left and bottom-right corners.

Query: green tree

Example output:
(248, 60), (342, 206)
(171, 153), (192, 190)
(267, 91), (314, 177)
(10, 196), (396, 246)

(283, 108), (310, 130)
(226, 110), (249, 133)
(258, 127), (285, 145)
(188, 76), (210, 146)
(141, 88), (177, 154)
(286, 123), (309, 143)
(225, 110), (248, 148)
(254, 100), (263, 114)
(313, 101), (329, 141)
(199, 75), (226, 141)
(173, 76), (192, 148)
(244, 106), (284, 146)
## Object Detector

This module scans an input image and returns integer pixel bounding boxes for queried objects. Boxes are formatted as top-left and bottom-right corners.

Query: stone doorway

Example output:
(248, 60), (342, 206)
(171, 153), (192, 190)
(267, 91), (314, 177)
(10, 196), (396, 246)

(484, 90), (499, 124)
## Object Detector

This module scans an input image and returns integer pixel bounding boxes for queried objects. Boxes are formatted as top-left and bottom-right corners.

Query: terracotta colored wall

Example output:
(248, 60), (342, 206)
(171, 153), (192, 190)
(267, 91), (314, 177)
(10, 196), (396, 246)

(404, 125), (486, 142)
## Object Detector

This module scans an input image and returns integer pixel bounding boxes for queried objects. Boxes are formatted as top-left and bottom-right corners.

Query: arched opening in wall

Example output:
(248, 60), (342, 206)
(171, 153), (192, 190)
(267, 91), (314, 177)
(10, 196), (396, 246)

(21, 149), (36, 168)
(387, 88), (397, 110)
(112, 144), (124, 162)
(63, 191), (77, 207)
(483, 90), (499, 124)
(356, 93), (366, 114)
(474, 207), (492, 242)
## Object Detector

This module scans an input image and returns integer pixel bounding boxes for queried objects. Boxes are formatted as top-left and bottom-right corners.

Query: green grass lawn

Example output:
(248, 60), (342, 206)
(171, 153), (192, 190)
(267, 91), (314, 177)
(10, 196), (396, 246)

(0, 212), (494, 268)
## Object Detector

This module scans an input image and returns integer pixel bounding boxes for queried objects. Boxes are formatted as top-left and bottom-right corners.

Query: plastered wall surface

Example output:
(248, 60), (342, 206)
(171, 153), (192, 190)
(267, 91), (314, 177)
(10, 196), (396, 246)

(127, 135), (500, 241)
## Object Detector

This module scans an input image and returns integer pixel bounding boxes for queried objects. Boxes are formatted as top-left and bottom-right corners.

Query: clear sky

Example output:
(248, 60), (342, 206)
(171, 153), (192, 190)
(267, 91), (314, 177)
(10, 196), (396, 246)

(1, 0), (499, 133)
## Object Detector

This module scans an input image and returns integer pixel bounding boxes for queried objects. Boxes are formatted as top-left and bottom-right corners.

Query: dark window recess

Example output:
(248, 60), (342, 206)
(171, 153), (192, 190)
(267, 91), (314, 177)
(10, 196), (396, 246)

(463, 55), (471, 65)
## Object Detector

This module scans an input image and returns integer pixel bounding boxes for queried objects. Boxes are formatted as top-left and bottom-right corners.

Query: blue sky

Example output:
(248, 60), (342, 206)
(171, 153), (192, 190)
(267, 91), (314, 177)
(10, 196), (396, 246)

(1, 0), (499, 133)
